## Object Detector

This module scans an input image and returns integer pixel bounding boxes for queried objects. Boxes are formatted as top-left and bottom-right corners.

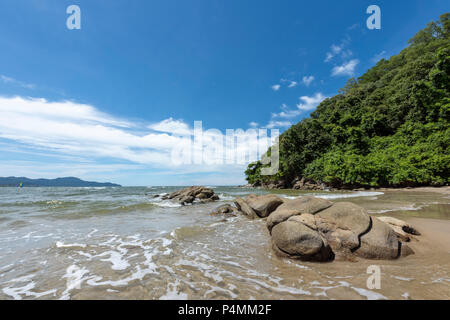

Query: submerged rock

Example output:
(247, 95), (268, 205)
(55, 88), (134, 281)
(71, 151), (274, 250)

(209, 204), (238, 217)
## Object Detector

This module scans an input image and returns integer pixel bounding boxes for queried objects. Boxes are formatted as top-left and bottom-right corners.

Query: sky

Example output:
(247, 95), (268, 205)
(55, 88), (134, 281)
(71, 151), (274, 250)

(0, 0), (448, 186)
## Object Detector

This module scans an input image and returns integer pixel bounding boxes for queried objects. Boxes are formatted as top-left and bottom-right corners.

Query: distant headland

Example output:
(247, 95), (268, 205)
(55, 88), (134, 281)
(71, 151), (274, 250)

(0, 177), (121, 187)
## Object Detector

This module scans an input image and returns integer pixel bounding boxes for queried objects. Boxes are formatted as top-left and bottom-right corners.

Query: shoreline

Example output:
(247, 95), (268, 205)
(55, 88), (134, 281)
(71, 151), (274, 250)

(241, 185), (450, 195)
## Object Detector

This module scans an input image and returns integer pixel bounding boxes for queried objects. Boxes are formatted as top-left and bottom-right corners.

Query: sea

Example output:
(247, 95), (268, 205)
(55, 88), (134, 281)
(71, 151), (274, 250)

(0, 186), (449, 300)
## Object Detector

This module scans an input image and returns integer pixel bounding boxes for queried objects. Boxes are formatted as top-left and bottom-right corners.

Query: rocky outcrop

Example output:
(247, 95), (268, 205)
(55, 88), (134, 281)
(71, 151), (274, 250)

(376, 216), (421, 242)
(156, 186), (219, 205)
(233, 195), (421, 262)
(292, 177), (327, 191)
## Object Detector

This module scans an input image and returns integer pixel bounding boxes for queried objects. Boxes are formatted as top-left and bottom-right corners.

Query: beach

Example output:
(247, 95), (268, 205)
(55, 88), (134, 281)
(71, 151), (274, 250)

(0, 186), (448, 300)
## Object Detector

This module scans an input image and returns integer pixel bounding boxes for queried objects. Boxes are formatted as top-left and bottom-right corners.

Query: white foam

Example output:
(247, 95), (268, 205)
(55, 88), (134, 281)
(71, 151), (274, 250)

(369, 205), (423, 214)
(351, 287), (387, 300)
(56, 241), (87, 249)
(98, 250), (130, 271)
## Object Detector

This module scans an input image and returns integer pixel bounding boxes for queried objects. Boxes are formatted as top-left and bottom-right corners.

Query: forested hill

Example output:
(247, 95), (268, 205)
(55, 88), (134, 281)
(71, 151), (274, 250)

(0, 177), (121, 187)
(246, 14), (449, 189)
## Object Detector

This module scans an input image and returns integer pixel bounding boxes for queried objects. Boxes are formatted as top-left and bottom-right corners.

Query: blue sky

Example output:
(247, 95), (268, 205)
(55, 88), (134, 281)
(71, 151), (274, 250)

(0, 0), (448, 186)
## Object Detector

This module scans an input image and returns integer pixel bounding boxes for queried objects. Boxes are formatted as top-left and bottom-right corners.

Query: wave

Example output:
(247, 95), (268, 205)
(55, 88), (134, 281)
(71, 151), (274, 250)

(282, 191), (384, 200)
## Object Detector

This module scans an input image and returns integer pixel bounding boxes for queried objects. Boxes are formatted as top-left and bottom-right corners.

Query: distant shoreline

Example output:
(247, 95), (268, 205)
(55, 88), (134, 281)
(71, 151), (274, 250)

(0, 176), (121, 188)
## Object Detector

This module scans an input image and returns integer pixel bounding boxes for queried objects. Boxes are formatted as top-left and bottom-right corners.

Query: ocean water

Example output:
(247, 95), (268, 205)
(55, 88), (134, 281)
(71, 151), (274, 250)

(0, 186), (449, 300)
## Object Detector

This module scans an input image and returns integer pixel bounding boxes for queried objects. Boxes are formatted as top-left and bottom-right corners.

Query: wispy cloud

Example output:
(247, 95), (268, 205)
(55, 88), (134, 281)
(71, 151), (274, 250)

(270, 93), (328, 122)
(271, 84), (281, 91)
(0, 96), (194, 167)
(325, 44), (343, 62)
(347, 23), (359, 30)
(248, 121), (259, 128)
(296, 93), (327, 110)
(1, 75), (36, 90)
(148, 117), (191, 135)
(264, 120), (292, 129)
(331, 59), (359, 77)
(287, 81), (298, 88)
(302, 76), (314, 86)
(371, 50), (387, 63)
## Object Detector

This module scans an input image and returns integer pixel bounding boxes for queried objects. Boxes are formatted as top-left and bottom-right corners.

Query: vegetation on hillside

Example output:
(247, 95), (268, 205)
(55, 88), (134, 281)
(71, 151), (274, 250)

(246, 14), (450, 188)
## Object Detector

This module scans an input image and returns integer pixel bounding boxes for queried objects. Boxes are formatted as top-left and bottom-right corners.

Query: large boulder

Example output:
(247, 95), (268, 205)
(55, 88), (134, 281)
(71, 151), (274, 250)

(234, 197), (258, 219)
(316, 202), (371, 237)
(244, 194), (284, 218)
(354, 217), (400, 260)
(271, 219), (332, 261)
(266, 197), (333, 232)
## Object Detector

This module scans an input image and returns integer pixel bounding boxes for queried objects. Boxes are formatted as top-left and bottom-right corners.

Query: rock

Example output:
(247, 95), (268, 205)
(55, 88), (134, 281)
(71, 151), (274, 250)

(390, 225), (412, 242)
(292, 177), (326, 190)
(376, 216), (421, 236)
(315, 202), (371, 237)
(165, 186), (219, 204)
(244, 194), (284, 218)
(288, 214), (317, 230)
(267, 197), (333, 232)
(210, 204), (238, 217)
(400, 243), (415, 257)
(234, 197), (258, 219)
(179, 195), (195, 205)
(354, 217), (400, 260)
(271, 219), (332, 261)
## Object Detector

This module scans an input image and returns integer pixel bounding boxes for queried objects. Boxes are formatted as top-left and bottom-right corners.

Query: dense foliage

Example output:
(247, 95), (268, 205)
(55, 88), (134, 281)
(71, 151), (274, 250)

(246, 14), (450, 188)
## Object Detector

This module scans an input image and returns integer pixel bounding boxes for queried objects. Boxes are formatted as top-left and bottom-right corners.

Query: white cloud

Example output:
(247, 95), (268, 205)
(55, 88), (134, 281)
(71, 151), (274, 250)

(331, 59), (359, 77)
(0, 96), (191, 167)
(287, 81), (298, 88)
(271, 103), (301, 119)
(1, 75), (35, 89)
(148, 117), (191, 135)
(264, 120), (292, 129)
(302, 76), (314, 86)
(271, 84), (281, 91)
(296, 93), (327, 111)
(271, 93), (327, 121)
(325, 44), (343, 62)
(248, 121), (259, 128)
